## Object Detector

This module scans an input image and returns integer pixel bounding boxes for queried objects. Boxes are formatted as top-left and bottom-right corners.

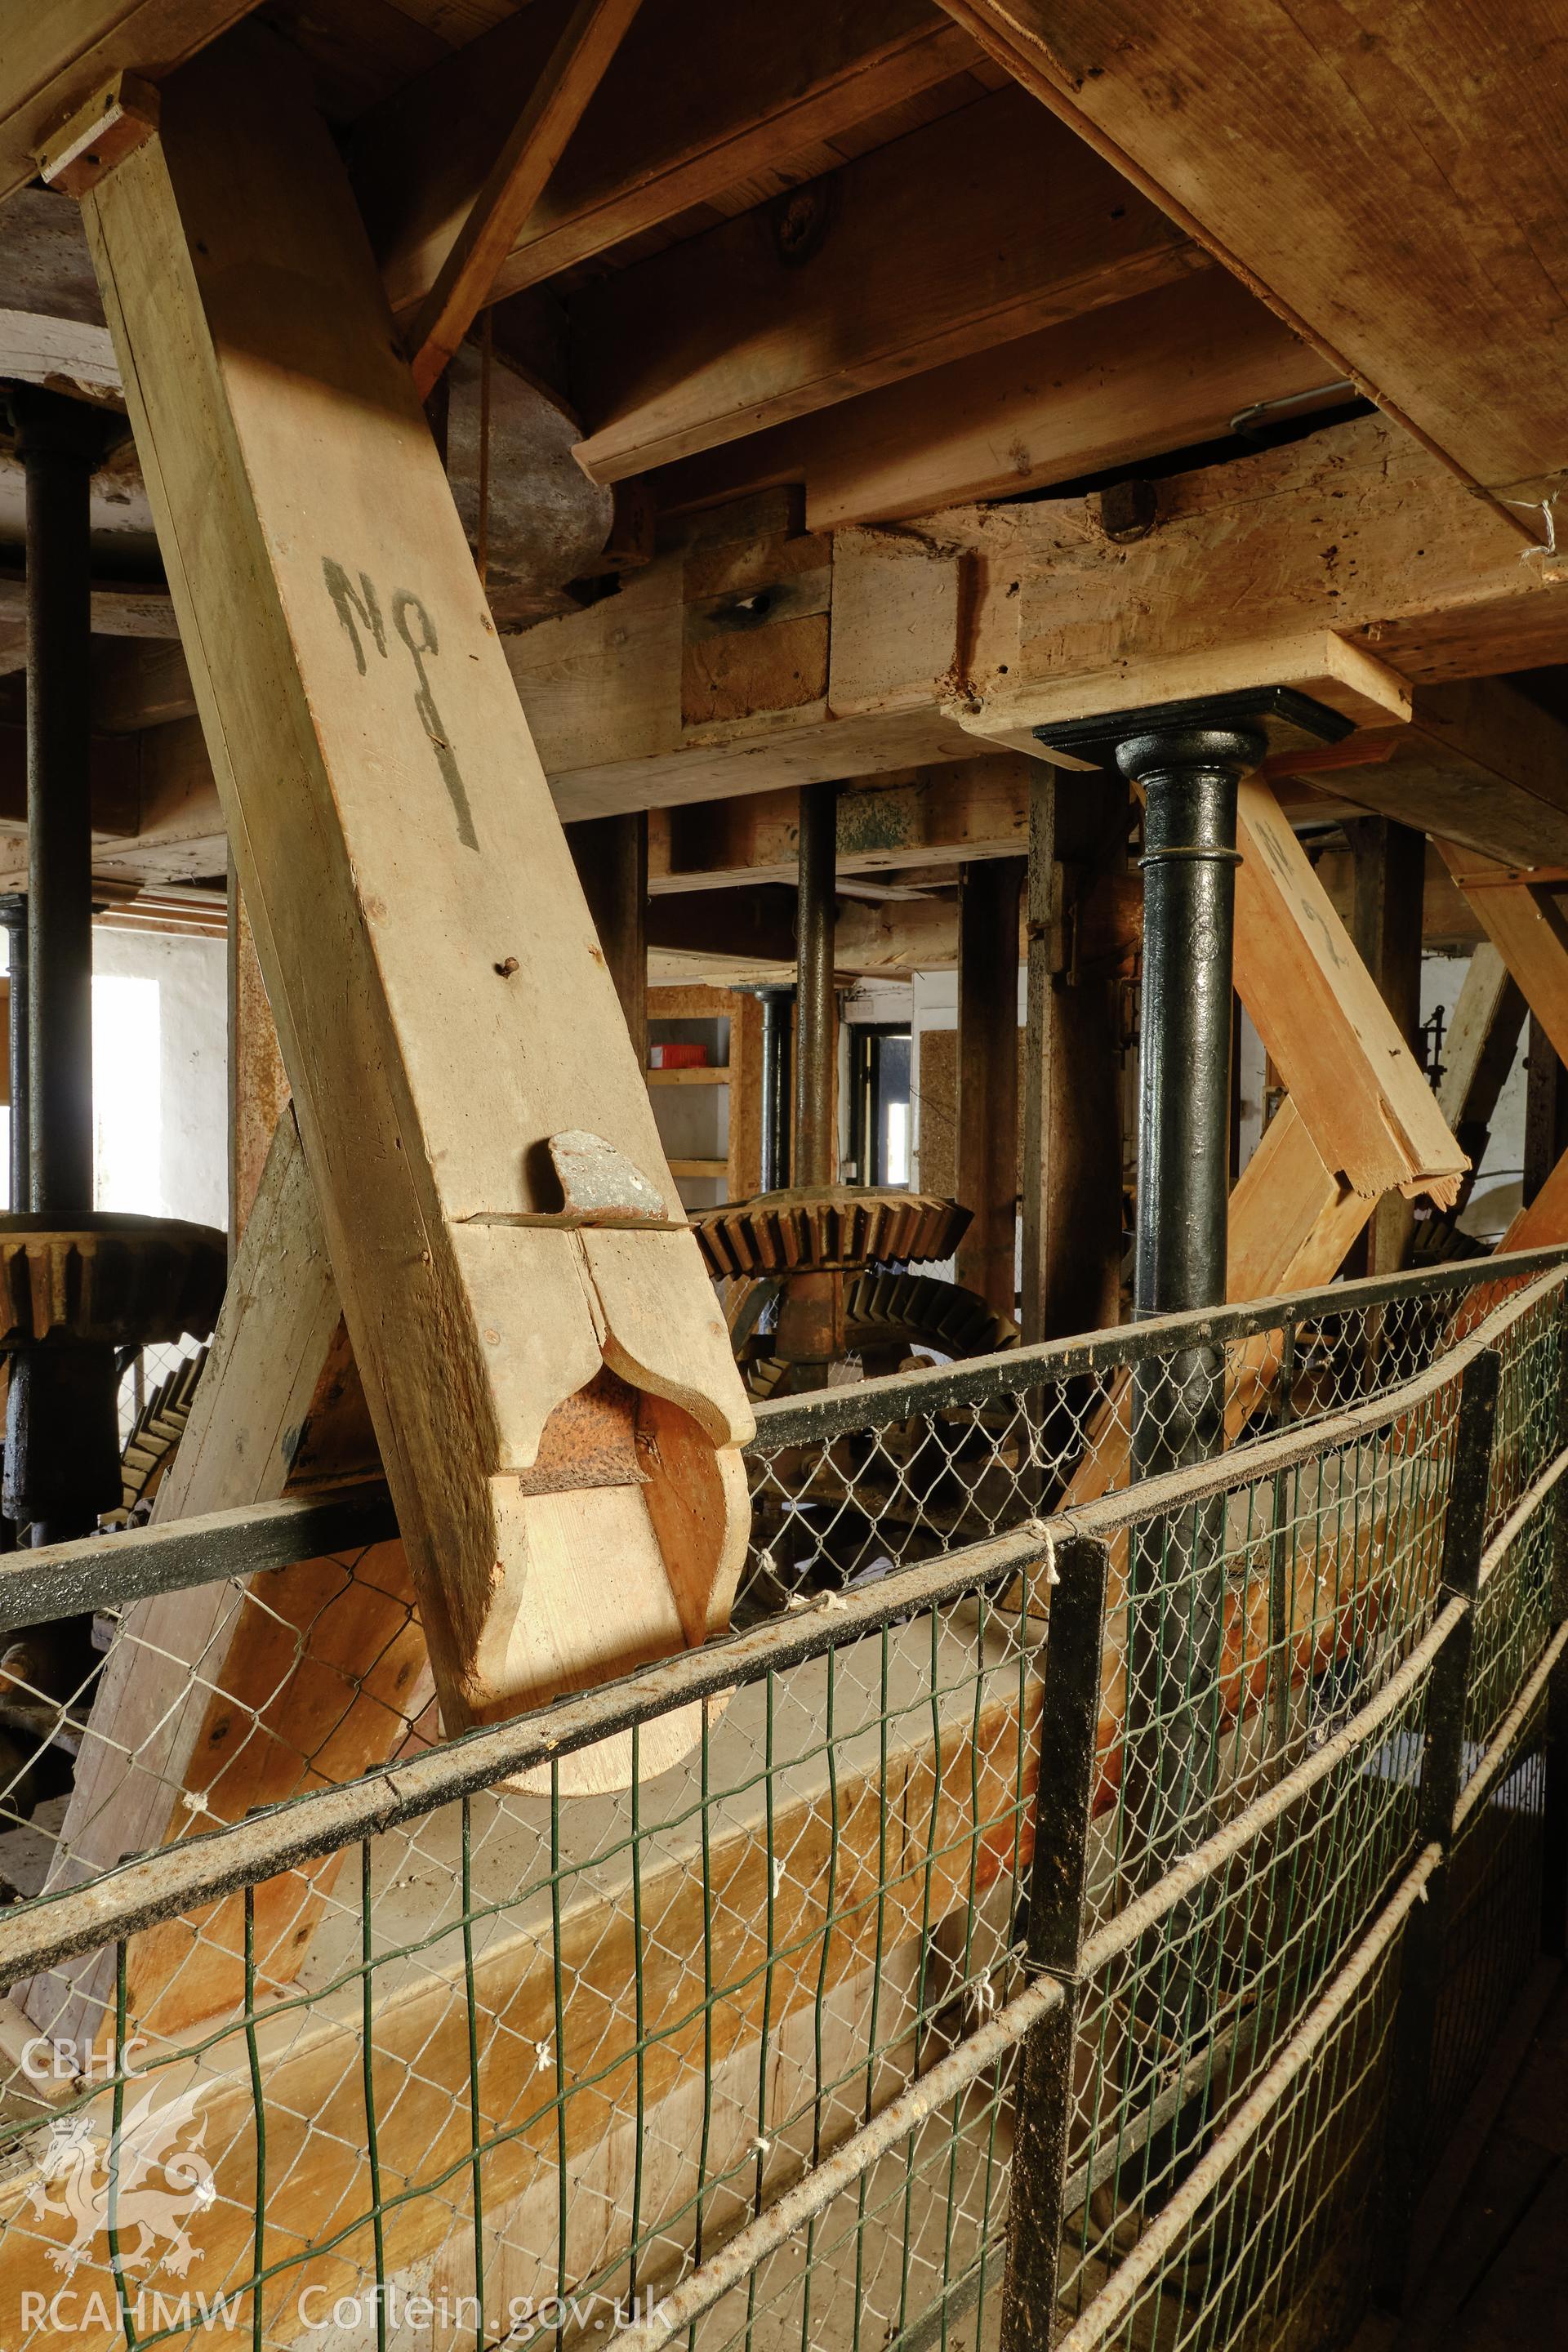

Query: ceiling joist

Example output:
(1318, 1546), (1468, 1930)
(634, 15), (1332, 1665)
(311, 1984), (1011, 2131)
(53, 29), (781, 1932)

(404, 0), (643, 402)
(353, 0), (985, 321)
(931, 0), (1568, 532)
(570, 86), (1202, 481)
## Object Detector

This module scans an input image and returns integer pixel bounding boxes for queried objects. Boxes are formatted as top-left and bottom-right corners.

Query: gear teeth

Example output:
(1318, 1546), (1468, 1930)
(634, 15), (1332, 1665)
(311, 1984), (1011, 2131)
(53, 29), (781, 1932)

(692, 1187), (971, 1281)
(844, 1271), (1018, 1361)
(119, 1346), (209, 1515)
(0, 1218), (226, 1348)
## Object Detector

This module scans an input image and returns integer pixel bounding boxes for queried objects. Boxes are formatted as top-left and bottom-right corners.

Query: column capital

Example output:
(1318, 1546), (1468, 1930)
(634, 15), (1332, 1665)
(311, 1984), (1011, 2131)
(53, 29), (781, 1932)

(1031, 683), (1353, 775)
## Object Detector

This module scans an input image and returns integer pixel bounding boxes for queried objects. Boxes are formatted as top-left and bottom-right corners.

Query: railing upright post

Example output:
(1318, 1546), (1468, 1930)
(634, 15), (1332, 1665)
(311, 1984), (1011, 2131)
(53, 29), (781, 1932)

(1375, 1343), (1500, 2310)
(1001, 1533), (1109, 2352)
(1542, 1290), (1568, 1958)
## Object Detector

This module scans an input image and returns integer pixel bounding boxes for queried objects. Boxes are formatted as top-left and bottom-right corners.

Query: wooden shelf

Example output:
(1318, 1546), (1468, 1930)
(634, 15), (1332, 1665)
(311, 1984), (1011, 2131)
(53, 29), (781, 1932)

(648, 1065), (730, 1086)
(668, 1157), (727, 1179)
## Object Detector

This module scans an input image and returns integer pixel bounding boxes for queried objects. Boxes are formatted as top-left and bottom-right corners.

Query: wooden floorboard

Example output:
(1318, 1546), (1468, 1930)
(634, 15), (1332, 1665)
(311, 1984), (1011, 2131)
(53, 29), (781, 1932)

(1354, 1971), (1568, 2351)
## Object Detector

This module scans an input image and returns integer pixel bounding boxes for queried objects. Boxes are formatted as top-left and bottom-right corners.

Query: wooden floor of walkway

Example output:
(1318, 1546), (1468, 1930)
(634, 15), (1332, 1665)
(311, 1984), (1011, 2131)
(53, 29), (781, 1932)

(1352, 1966), (1568, 2352)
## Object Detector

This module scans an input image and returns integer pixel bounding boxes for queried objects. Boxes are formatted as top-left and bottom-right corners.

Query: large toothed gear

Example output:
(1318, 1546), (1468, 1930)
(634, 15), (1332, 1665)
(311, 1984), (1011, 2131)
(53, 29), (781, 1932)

(730, 1267), (1018, 1400)
(691, 1186), (970, 1280)
(115, 1346), (209, 1522)
(0, 1214), (228, 1350)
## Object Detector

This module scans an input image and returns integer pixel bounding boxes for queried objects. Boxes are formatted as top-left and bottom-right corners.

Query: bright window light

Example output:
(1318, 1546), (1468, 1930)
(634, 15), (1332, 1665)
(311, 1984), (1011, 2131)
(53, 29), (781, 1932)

(93, 973), (161, 1211)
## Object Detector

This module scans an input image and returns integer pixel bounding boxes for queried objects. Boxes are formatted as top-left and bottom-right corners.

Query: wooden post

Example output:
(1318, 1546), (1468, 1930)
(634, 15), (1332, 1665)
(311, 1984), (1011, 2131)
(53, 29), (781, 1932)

(1347, 817), (1426, 1272)
(1525, 1014), (1568, 1209)
(956, 857), (1023, 1319)
(28, 1107), (411, 2046)
(1020, 769), (1126, 1342)
(80, 29), (751, 1770)
(727, 988), (764, 1199)
(567, 808), (648, 1067)
(1437, 942), (1526, 1224)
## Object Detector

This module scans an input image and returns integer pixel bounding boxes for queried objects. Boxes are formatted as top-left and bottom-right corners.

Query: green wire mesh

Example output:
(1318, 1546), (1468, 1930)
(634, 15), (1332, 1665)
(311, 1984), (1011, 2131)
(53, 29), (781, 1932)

(0, 1262), (1560, 2352)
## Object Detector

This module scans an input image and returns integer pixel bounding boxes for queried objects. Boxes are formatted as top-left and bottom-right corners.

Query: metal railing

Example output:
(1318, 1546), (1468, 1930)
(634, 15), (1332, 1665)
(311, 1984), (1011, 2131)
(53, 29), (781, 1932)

(0, 1247), (1559, 2352)
(738, 1244), (1568, 1609)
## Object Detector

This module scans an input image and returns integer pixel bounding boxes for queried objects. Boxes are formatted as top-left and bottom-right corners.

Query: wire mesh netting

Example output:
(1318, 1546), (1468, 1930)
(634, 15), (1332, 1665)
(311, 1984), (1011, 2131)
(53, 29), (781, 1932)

(0, 1253), (1557, 2352)
(738, 1253), (1557, 1612)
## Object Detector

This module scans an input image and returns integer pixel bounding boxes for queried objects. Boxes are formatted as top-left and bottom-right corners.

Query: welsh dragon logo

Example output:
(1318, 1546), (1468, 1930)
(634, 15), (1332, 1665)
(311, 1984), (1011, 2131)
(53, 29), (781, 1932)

(25, 2082), (216, 2275)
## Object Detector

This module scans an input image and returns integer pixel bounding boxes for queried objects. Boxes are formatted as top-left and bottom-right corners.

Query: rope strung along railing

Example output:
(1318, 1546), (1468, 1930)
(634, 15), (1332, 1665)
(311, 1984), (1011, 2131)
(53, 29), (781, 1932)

(739, 1241), (1568, 1607)
(0, 1251), (1559, 2352)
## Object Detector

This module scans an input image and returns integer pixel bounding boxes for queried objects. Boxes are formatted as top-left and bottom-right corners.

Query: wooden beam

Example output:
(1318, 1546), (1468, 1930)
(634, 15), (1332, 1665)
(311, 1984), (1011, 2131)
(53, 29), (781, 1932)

(351, 0), (983, 321)
(1232, 782), (1465, 1210)
(649, 756), (1032, 892)
(511, 417), (1568, 822)
(571, 86), (1200, 483)
(1439, 947), (1523, 1135)
(955, 858), (1023, 1317)
(83, 29), (751, 1776)
(727, 990), (763, 1199)
(568, 808), (648, 1064)
(0, 0), (255, 208)
(0, 722), (138, 837)
(1503, 1128), (1568, 1252)
(510, 507), (987, 819)
(26, 1107), (404, 2047)
(1525, 1019), (1568, 1208)
(651, 268), (1331, 531)
(1226, 1101), (1365, 1296)
(228, 879), (289, 1248)
(1435, 942), (1526, 1227)
(90, 635), (198, 731)
(1433, 842), (1568, 1256)
(1434, 841), (1568, 1069)
(1273, 680), (1568, 872)
(930, 0), (1568, 524)
(0, 566), (177, 638)
(1345, 816), (1426, 1273)
(404, 0), (643, 403)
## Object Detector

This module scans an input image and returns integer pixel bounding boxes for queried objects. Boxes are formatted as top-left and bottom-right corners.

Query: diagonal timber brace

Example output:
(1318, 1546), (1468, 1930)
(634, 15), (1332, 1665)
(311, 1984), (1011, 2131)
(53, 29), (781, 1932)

(73, 27), (753, 1783)
(1064, 775), (1468, 1504)
(1434, 841), (1568, 1255)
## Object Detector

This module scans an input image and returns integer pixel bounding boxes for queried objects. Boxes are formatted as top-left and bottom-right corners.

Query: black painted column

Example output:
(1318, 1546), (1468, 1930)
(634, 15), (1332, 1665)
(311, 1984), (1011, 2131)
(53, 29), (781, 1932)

(1118, 724), (1262, 1936)
(1124, 724), (1260, 1334)
(755, 985), (793, 1195)
(1034, 689), (1349, 1914)
(5, 389), (124, 1545)
(11, 391), (109, 1216)
(792, 782), (838, 1191)
(0, 894), (29, 1214)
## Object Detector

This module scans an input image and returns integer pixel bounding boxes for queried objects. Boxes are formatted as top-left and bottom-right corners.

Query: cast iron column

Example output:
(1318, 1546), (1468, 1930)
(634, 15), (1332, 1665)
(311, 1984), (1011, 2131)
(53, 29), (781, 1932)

(956, 856), (1025, 1320)
(15, 393), (104, 1214)
(1125, 724), (1261, 1346)
(5, 388), (123, 1544)
(755, 985), (793, 1194)
(776, 782), (840, 1383)
(1120, 723), (1263, 1922)
(0, 895), (29, 1212)
(1027, 687), (1347, 2206)
(792, 781), (838, 1190)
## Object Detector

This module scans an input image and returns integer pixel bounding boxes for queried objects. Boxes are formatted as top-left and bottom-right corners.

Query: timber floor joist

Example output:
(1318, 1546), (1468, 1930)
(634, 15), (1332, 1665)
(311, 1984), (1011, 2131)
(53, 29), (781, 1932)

(8, 3), (1568, 933)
